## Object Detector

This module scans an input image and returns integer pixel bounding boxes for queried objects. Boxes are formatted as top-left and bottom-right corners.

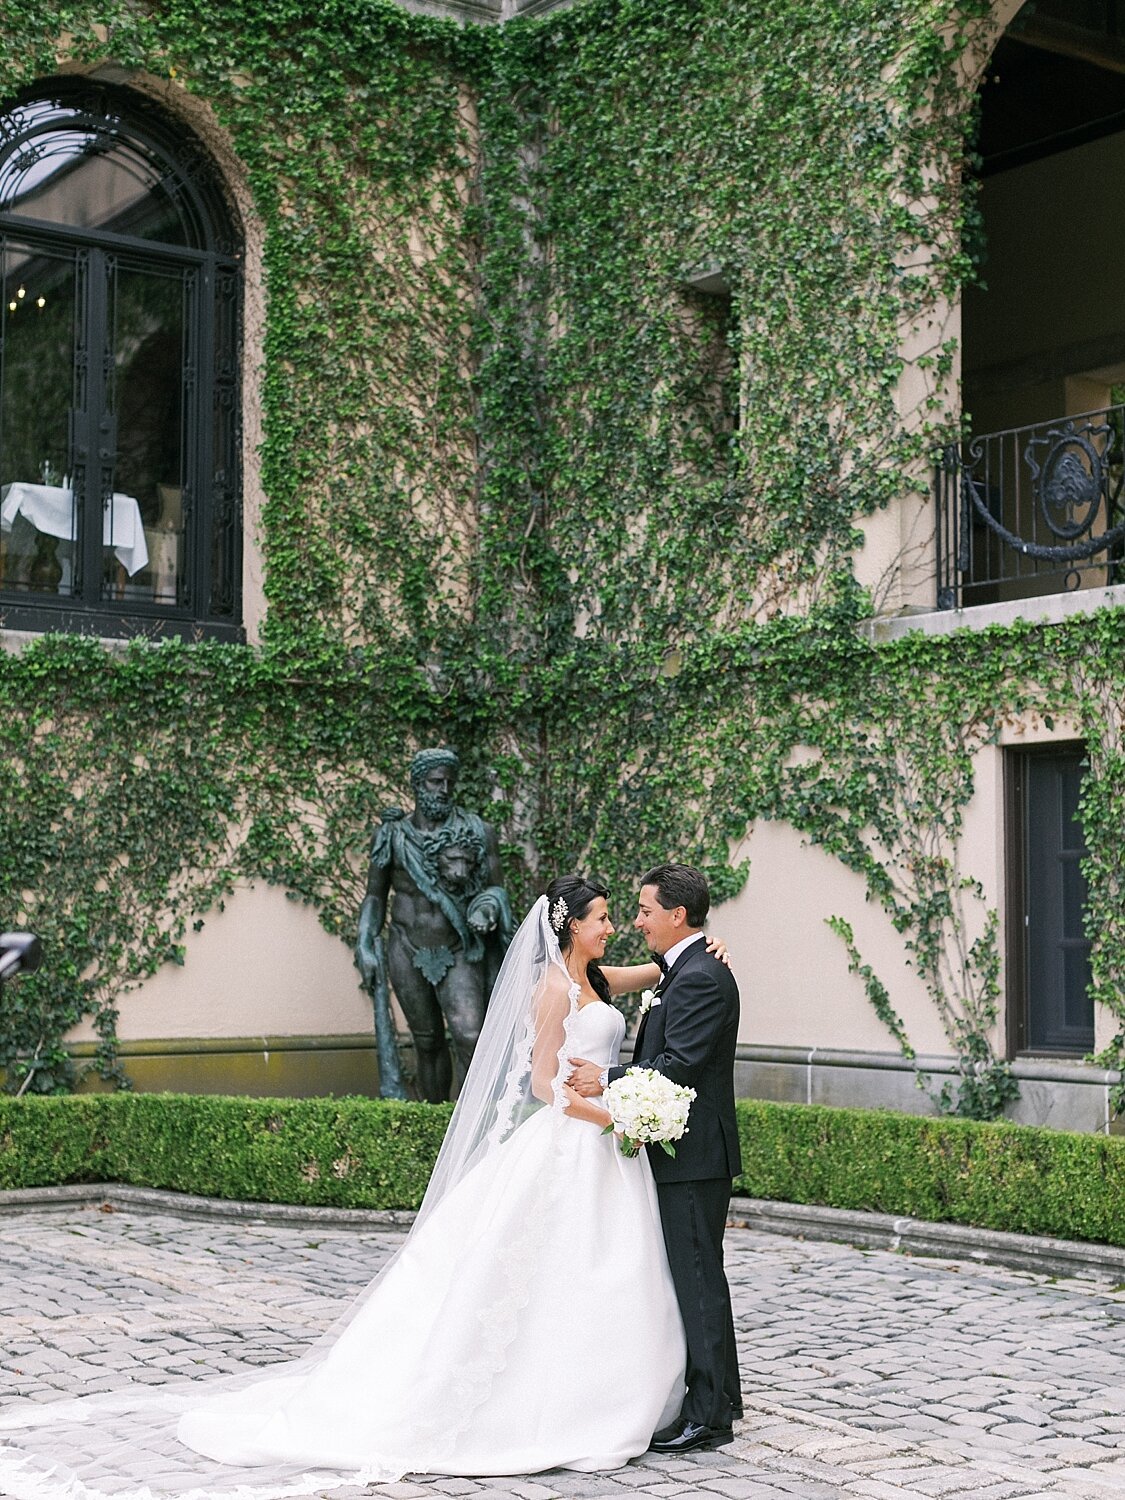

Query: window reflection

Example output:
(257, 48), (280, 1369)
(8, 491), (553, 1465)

(0, 99), (193, 246)
(0, 239), (76, 595)
(110, 262), (187, 605)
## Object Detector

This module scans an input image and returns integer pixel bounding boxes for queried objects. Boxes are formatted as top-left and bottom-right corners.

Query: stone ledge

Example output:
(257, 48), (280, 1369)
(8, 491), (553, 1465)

(734, 1043), (1120, 1133)
(0, 1181), (414, 1229)
(861, 582), (1125, 642)
(736, 1041), (1120, 1084)
(729, 1196), (1125, 1280)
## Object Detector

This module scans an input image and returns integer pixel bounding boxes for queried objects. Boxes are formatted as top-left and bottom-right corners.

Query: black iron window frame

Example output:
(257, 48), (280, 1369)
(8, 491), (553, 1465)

(0, 79), (243, 641)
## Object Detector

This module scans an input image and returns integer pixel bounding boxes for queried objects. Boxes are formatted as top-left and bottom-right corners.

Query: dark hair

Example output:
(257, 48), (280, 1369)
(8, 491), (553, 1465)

(545, 873), (612, 1004)
(409, 746), (458, 788)
(641, 863), (710, 928)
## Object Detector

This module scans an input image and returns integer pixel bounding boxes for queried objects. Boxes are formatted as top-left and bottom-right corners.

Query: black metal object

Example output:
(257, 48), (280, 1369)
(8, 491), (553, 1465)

(0, 79), (243, 640)
(0, 931), (41, 983)
(935, 404), (1125, 609)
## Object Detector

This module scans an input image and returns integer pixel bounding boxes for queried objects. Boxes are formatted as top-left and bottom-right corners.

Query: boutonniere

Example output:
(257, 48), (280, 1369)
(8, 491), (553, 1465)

(639, 988), (662, 1016)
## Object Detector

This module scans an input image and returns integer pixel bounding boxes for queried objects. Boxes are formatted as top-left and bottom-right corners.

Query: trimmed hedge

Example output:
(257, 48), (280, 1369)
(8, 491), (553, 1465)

(735, 1100), (1125, 1247)
(0, 1094), (452, 1210)
(3, 1095), (1124, 1246)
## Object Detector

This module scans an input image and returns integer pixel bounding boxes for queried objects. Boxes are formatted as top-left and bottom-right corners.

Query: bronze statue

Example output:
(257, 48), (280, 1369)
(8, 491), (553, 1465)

(355, 748), (514, 1102)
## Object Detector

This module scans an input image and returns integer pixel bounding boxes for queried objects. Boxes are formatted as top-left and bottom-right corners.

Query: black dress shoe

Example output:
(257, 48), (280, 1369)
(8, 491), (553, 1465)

(649, 1419), (735, 1454)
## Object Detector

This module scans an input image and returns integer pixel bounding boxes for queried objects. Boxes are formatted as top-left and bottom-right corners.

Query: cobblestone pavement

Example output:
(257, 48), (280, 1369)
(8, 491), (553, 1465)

(3, 1203), (1125, 1499)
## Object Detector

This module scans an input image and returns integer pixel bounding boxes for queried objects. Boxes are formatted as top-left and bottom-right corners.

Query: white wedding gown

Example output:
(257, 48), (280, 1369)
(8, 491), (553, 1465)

(0, 998), (686, 1499)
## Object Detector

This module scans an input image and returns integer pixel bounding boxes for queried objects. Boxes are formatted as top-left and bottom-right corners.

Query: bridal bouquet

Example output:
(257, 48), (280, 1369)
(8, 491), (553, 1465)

(602, 1067), (696, 1158)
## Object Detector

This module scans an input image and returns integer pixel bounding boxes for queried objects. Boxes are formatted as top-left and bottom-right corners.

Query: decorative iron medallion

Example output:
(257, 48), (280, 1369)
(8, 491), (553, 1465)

(1026, 420), (1109, 542)
(957, 417), (1125, 566)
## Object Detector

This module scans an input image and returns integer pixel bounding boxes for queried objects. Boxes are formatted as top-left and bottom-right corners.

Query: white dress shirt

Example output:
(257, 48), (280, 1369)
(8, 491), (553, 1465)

(660, 930), (705, 972)
(599, 932), (707, 1092)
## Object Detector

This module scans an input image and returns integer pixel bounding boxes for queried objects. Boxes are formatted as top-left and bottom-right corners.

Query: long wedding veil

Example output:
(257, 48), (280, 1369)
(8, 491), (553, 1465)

(0, 895), (579, 1499)
(414, 893), (571, 1228)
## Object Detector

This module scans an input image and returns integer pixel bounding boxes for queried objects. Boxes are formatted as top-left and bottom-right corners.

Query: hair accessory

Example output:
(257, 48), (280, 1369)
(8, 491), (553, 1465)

(549, 896), (569, 933)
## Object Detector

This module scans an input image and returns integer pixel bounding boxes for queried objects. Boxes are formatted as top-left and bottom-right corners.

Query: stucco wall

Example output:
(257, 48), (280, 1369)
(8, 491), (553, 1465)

(720, 822), (942, 1055)
(65, 883), (369, 1045)
(68, 710), (1113, 1067)
(718, 739), (998, 1058)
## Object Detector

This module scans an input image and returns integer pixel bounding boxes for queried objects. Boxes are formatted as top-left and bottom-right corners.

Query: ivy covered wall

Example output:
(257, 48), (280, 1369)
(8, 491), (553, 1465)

(2, 0), (1124, 1119)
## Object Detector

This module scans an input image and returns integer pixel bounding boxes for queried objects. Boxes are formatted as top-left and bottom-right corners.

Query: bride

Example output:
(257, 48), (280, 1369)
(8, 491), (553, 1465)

(0, 874), (725, 1499)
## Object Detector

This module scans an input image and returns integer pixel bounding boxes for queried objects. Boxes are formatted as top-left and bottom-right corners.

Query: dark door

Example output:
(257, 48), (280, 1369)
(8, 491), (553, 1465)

(1007, 746), (1094, 1053)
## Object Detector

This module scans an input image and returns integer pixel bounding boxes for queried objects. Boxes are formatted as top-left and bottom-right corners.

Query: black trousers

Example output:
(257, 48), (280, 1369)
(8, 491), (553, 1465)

(656, 1176), (740, 1428)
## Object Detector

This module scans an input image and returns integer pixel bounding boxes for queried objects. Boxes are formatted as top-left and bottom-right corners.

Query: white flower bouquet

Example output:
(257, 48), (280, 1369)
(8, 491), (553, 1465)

(602, 1066), (696, 1159)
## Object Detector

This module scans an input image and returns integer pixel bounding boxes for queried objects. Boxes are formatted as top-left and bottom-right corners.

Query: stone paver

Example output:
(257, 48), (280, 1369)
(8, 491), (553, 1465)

(1, 1204), (1125, 1498)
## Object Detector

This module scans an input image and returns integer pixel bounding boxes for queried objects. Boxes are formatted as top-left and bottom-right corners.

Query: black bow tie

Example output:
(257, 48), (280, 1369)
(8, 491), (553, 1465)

(654, 953), (669, 975)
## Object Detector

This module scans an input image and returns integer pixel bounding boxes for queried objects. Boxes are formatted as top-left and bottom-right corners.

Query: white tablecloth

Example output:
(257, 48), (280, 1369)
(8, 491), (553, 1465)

(0, 482), (149, 576)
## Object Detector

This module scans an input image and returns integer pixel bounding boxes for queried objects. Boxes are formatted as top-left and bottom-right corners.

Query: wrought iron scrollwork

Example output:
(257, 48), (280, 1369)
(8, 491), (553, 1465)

(963, 418), (1125, 565)
(937, 405), (1125, 607)
(1027, 419), (1120, 543)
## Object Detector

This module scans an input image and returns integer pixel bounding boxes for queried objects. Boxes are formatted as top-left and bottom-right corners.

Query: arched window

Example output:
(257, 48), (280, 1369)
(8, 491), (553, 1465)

(0, 79), (242, 638)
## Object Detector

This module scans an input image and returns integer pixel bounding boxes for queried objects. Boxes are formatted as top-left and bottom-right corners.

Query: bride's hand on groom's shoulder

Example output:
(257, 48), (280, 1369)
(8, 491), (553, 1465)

(705, 936), (733, 969)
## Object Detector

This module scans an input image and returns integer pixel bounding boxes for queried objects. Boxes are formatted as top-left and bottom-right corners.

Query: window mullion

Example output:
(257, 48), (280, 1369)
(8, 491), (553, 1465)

(74, 247), (116, 606)
(190, 261), (209, 617)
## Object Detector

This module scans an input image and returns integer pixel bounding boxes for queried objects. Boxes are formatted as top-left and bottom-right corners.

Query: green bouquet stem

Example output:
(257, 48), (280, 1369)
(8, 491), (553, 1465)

(602, 1124), (677, 1158)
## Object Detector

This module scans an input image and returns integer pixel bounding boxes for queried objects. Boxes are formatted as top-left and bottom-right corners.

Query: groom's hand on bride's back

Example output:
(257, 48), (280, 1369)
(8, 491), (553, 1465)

(567, 1057), (604, 1096)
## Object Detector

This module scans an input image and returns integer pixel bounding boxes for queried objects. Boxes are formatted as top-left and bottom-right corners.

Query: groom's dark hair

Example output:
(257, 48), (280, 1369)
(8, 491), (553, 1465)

(642, 864), (709, 928)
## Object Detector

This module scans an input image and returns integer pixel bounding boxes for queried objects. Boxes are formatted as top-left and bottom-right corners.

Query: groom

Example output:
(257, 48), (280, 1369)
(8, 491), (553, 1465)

(569, 863), (742, 1453)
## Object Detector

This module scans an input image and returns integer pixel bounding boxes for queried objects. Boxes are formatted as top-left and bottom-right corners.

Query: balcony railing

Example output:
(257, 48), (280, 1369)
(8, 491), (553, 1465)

(935, 404), (1125, 609)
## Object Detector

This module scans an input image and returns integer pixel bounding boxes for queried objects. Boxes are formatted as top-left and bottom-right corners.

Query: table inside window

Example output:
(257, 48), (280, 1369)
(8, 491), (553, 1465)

(0, 481), (149, 577)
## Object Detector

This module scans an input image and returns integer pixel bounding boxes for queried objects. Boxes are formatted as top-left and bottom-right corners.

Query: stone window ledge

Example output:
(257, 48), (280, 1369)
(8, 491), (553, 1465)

(861, 582), (1125, 644)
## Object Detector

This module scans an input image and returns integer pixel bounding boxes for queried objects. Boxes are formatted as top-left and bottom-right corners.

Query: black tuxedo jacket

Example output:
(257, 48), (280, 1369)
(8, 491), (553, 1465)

(609, 936), (742, 1184)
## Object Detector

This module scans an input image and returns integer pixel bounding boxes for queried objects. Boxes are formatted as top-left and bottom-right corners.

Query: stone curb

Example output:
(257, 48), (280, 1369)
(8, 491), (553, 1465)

(4, 1182), (1125, 1279)
(731, 1195), (1125, 1279)
(0, 1182), (415, 1228)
